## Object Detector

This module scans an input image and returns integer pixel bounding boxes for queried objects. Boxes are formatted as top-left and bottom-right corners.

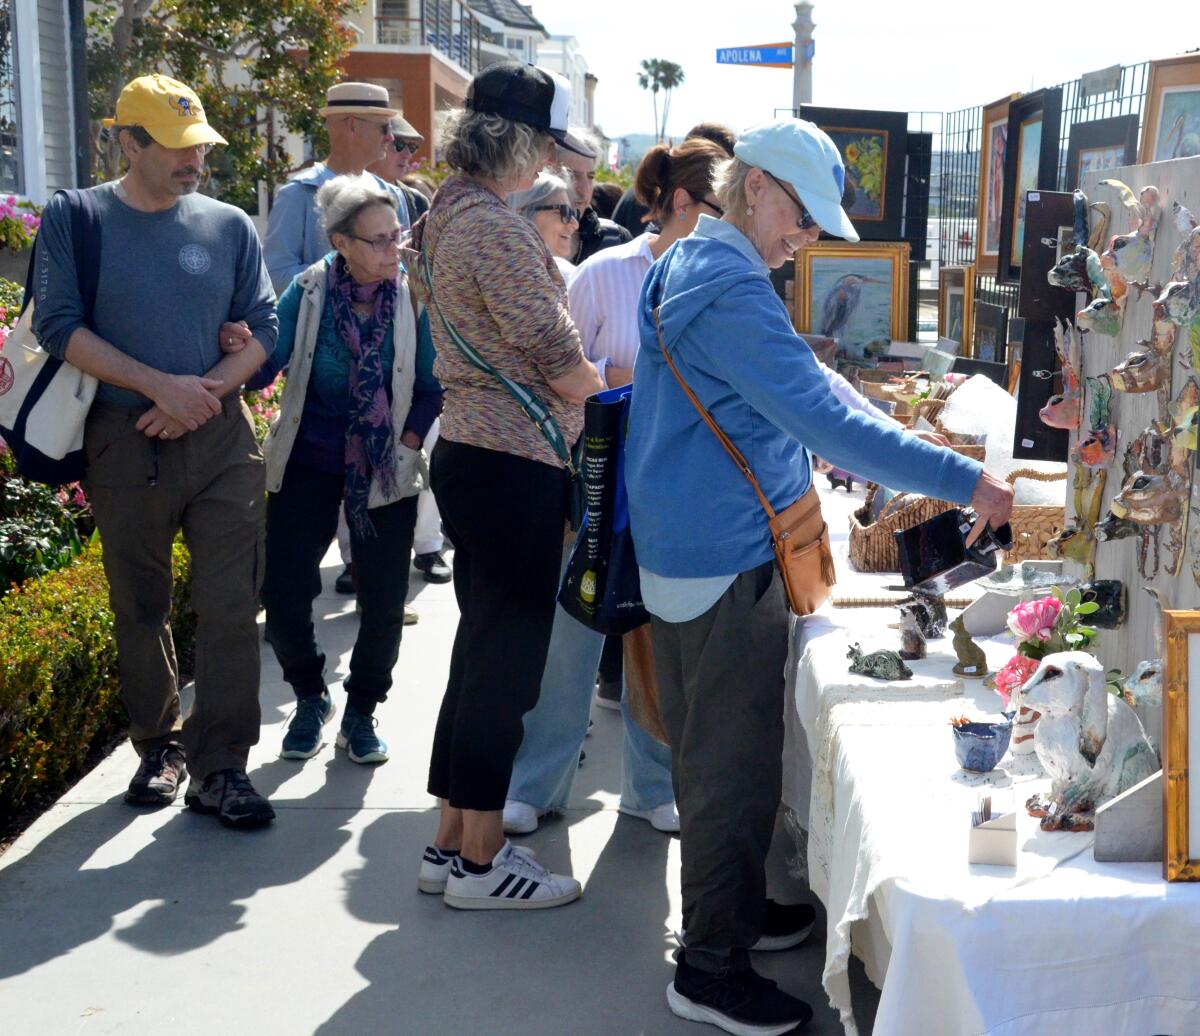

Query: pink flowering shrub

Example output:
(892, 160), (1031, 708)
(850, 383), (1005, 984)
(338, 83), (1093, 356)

(0, 196), (41, 253)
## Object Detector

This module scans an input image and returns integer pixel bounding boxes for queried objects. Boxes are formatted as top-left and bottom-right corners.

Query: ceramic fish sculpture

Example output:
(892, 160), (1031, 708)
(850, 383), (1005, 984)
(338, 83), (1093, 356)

(1073, 375), (1117, 470)
(1048, 468), (1105, 576)
(1099, 182), (1160, 301)
(847, 643), (913, 681)
(1121, 588), (1168, 708)
(1048, 191), (1108, 297)
(1022, 652), (1158, 831)
(1039, 319), (1082, 429)
(1110, 346), (1170, 393)
(1087, 201), (1110, 253)
(1076, 294), (1123, 338)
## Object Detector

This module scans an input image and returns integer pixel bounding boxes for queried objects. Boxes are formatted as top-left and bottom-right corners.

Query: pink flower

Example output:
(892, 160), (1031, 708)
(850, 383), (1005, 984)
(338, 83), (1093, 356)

(993, 653), (1039, 709)
(1007, 597), (1063, 643)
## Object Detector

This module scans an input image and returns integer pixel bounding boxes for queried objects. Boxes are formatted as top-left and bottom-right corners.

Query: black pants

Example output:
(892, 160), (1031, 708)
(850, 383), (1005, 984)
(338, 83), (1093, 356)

(427, 438), (569, 811)
(650, 561), (790, 974)
(262, 460), (417, 715)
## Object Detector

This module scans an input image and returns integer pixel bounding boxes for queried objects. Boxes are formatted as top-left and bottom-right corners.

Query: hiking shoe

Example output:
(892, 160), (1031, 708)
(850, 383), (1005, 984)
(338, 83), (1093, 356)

(336, 707), (389, 764)
(185, 769), (275, 829)
(334, 563), (356, 594)
(667, 955), (813, 1035)
(125, 743), (187, 806)
(443, 840), (581, 910)
(752, 900), (817, 952)
(619, 801), (680, 833)
(502, 800), (542, 835)
(419, 842), (538, 895)
(279, 691), (336, 760)
(413, 551), (452, 583)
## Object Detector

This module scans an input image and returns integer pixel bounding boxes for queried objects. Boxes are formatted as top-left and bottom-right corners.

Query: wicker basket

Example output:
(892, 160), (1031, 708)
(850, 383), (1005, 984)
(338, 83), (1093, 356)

(909, 397), (948, 428)
(1004, 468), (1068, 562)
(848, 486), (957, 572)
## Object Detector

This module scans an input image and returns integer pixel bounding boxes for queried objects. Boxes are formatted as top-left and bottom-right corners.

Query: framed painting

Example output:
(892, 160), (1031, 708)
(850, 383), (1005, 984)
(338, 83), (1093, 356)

(799, 106), (908, 241)
(975, 94), (1020, 276)
(1016, 191), (1076, 323)
(794, 242), (910, 361)
(973, 300), (1007, 365)
(1141, 54), (1200, 164)
(997, 89), (1063, 284)
(1065, 114), (1139, 191)
(1164, 611), (1200, 881)
(938, 265), (975, 353)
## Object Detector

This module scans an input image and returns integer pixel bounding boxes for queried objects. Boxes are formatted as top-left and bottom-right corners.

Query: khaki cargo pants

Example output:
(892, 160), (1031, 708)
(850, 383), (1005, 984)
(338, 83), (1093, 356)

(83, 397), (265, 783)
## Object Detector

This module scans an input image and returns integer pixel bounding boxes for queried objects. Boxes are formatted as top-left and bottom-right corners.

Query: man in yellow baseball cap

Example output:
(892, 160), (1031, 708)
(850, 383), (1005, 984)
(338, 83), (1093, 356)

(102, 73), (228, 150)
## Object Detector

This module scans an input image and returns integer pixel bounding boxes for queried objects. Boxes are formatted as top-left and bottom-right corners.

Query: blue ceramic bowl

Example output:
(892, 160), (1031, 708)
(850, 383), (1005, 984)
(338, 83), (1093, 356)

(952, 720), (1013, 773)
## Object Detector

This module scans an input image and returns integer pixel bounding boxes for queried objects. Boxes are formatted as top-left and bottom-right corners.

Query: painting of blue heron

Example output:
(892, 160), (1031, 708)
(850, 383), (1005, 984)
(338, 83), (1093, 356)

(1154, 86), (1200, 160)
(809, 257), (895, 359)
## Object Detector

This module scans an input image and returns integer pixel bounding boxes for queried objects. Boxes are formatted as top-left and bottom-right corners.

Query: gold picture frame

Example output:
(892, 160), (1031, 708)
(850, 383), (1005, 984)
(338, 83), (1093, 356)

(1165, 610), (1200, 881)
(794, 241), (910, 361)
(938, 265), (975, 354)
(975, 94), (1020, 276)
(1140, 54), (1200, 164)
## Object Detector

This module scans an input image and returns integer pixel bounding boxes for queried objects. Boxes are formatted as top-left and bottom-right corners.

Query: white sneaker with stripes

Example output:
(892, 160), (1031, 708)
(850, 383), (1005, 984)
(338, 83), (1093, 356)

(443, 840), (581, 911)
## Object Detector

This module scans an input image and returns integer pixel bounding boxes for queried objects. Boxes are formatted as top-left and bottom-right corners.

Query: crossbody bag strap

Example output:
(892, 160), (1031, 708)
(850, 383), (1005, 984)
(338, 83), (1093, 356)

(653, 306), (777, 521)
(419, 250), (575, 474)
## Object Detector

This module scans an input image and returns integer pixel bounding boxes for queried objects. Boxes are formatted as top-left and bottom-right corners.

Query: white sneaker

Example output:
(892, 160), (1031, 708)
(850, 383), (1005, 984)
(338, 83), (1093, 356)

(502, 799), (541, 835)
(418, 841), (537, 895)
(443, 840), (581, 911)
(619, 801), (680, 833)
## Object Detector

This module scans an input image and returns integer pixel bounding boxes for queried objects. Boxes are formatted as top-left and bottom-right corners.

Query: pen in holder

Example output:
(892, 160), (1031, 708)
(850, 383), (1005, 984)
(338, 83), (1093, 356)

(968, 791), (1017, 866)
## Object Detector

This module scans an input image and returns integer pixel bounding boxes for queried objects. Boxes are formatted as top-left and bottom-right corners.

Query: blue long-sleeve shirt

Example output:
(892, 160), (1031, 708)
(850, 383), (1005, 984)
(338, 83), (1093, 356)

(32, 182), (277, 406)
(626, 215), (982, 580)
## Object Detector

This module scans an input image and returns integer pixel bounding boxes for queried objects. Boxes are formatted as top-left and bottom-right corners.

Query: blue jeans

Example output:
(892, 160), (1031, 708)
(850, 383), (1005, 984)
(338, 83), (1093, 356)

(508, 580), (674, 813)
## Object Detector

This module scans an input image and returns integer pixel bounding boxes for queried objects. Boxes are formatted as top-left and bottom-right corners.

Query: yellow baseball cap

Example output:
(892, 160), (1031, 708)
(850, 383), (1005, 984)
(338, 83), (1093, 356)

(101, 74), (228, 149)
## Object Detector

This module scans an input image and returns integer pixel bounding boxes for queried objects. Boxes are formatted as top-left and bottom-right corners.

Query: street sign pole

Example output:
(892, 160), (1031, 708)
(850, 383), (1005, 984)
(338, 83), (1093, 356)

(793, 2), (815, 109)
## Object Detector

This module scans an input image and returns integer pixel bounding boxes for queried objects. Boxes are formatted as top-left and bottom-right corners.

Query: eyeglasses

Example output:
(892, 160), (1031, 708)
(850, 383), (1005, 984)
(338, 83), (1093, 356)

(393, 138), (420, 154)
(765, 171), (818, 230)
(532, 204), (580, 225)
(352, 116), (393, 137)
(350, 230), (404, 253)
(690, 194), (724, 217)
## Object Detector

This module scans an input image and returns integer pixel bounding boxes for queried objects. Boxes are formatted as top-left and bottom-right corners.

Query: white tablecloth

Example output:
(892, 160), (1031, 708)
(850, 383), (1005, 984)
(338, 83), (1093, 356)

(785, 484), (1200, 1036)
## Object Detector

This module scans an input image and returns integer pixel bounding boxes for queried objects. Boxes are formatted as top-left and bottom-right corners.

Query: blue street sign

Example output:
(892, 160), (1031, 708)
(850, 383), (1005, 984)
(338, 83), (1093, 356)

(716, 45), (793, 66)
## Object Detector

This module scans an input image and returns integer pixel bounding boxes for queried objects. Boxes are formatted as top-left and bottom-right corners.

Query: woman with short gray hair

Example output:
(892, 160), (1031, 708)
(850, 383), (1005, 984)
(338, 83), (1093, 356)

(250, 172), (442, 770)
(508, 170), (579, 281)
(408, 62), (603, 911)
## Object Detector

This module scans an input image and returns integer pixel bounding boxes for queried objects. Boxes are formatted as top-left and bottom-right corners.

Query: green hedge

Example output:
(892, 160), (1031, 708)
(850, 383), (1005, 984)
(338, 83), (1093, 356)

(0, 539), (193, 819)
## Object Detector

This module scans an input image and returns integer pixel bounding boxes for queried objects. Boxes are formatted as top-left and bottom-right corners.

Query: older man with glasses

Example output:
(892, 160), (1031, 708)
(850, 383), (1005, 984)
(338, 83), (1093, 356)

(368, 114), (430, 222)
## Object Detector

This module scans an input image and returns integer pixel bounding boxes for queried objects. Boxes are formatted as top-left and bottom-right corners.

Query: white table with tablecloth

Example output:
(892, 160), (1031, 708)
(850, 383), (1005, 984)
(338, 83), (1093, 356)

(782, 483), (1200, 1036)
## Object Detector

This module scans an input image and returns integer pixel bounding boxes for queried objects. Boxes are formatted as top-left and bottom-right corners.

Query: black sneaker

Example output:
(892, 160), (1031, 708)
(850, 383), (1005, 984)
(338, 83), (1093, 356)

(334, 563), (356, 595)
(125, 743), (187, 806)
(185, 769), (275, 829)
(752, 900), (817, 952)
(667, 955), (813, 1035)
(413, 551), (452, 583)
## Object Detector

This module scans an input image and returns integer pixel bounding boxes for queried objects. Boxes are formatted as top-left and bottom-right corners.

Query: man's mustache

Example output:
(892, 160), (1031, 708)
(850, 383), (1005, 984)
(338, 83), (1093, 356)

(174, 167), (201, 177)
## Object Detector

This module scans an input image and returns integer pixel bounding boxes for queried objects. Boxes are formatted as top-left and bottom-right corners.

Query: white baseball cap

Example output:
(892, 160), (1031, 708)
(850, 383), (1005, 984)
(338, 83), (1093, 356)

(734, 118), (859, 242)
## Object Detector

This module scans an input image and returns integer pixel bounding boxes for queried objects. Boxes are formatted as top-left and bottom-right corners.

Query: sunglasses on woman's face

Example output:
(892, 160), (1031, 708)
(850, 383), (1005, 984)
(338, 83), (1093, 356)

(765, 171), (818, 231)
(393, 139), (420, 155)
(533, 203), (580, 225)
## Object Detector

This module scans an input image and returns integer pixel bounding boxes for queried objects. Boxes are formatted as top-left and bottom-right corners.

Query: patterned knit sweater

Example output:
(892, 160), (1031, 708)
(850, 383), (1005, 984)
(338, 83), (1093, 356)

(407, 175), (586, 467)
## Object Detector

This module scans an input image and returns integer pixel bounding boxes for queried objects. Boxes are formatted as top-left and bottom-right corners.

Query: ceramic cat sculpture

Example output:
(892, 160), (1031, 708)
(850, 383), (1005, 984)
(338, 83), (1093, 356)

(948, 615), (987, 679)
(847, 643), (913, 681)
(1021, 652), (1159, 832)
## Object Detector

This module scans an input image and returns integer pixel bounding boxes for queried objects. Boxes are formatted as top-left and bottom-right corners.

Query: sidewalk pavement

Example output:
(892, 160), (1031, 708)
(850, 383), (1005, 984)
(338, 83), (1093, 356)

(0, 545), (879, 1034)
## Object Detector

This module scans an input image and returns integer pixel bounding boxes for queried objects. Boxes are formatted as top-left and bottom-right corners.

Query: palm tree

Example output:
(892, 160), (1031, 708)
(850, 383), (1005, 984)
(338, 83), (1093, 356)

(658, 61), (685, 140)
(637, 59), (663, 141)
(638, 59), (686, 141)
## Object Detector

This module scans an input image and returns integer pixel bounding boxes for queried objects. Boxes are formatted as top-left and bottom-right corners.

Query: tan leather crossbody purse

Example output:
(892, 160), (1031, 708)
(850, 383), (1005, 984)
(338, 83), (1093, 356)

(653, 308), (836, 616)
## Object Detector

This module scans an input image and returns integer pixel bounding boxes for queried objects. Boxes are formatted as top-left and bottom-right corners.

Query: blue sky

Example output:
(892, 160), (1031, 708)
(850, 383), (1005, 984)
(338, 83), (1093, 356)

(535, 0), (1200, 140)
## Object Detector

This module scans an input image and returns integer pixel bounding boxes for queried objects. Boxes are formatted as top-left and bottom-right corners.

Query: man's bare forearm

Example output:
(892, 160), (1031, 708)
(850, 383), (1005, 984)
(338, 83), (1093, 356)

(203, 338), (269, 398)
(64, 327), (168, 399)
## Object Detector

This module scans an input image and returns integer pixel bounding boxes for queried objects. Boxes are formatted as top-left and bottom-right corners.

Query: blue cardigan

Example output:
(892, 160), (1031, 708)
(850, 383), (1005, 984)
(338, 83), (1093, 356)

(625, 217), (982, 579)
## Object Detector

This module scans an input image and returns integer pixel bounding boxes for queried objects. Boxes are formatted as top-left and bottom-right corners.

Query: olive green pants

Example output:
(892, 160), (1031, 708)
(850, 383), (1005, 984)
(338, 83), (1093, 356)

(83, 397), (265, 783)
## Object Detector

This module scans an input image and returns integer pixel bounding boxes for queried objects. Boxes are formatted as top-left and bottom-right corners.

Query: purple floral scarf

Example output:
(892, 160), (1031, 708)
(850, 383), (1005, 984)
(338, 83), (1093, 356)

(328, 255), (398, 536)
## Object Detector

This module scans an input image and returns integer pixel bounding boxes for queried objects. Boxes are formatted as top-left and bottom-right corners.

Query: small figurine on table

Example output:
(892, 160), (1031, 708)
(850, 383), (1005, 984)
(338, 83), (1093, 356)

(949, 615), (988, 679)
(897, 603), (927, 660)
(847, 642), (913, 681)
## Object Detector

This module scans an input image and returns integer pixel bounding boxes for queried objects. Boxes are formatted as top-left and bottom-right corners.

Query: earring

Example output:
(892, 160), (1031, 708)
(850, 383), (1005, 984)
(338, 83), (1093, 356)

(745, 205), (754, 216)
(677, 209), (686, 220)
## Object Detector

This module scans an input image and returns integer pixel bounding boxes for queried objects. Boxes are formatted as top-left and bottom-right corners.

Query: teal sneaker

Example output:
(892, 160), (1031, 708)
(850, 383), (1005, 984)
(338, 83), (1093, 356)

(336, 707), (389, 764)
(280, 691), (336, 760)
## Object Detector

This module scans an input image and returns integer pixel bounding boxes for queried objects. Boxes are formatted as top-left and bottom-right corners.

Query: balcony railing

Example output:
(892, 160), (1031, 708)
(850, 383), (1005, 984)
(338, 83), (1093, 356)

(375, 1), (482, 73)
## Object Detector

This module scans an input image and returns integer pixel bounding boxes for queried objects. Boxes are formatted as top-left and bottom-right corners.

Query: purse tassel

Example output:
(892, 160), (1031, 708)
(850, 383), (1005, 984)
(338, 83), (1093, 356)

(820, 540), (837, 588)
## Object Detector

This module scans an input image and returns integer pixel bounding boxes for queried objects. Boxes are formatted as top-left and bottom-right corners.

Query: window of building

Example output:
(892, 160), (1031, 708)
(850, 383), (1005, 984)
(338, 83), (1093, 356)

(0, 0), (21, 194)
(506, 36), (525, 53)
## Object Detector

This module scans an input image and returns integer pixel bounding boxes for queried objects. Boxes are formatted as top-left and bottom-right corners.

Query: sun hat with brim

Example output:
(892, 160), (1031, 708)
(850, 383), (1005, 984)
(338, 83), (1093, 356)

(466, 62), (595, 159)
(734, 118), (859, 242)
(319, 82), (399, 120)
(101, 74), (227, 149)
(390, 114), (424, 141)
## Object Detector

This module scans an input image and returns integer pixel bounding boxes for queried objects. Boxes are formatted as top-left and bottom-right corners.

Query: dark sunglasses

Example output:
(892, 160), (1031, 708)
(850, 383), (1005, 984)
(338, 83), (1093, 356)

(690, 193), (724, 217)
(532, 203), (579, 225)
(393, 138), (420, 154)
(765, 171), (818, 230)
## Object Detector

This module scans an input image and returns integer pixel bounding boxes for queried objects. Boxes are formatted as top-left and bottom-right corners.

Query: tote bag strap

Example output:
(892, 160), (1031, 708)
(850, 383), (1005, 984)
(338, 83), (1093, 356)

(20, 188), (102, 320)
(418, 250), (575, 475)
(653, 306), (777, 522)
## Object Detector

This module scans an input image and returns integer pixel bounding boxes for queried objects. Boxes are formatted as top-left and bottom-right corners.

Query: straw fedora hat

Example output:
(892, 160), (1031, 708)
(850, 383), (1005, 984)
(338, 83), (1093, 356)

(319, 82), (399, 120)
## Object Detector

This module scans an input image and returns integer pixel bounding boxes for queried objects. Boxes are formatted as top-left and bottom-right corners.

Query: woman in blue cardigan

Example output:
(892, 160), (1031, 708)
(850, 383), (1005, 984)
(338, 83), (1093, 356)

(625, 118), (1013, 1036)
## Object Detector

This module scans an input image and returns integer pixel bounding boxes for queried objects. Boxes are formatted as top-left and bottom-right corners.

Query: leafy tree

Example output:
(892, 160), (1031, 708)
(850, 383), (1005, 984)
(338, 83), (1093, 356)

(637, 58), (685, 142)
(86, 0), (361, 211)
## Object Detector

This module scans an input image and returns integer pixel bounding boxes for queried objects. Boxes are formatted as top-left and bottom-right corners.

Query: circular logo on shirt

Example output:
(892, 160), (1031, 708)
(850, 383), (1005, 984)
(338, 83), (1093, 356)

(178, 243), (212, 275)
(0, 356), (13, 396)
